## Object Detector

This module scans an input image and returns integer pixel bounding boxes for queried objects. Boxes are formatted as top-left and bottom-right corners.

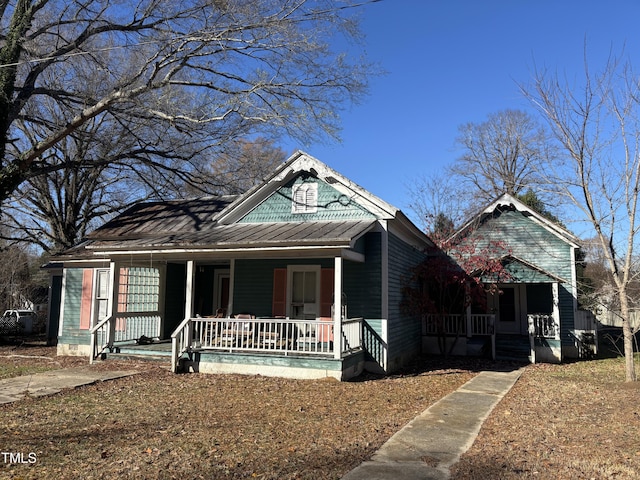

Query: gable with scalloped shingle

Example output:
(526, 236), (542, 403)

(238, 172), (377, 223)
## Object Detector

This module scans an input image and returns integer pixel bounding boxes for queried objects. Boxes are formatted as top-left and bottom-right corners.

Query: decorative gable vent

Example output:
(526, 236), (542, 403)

(292, 182), (318, 214)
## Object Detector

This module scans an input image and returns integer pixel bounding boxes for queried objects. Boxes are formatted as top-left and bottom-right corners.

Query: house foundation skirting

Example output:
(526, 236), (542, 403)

(57, 343), (92, 357)
(533, 338), (561, 363)
(422, 336), (491, 357)
(180, 350), (365, 381)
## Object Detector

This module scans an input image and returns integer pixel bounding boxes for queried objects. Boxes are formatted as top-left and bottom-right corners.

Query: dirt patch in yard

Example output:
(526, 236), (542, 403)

(0, 342), (86, 379)
(0, 345), (481, 479)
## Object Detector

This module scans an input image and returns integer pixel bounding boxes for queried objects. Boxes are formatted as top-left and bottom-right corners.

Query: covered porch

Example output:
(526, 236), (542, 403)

(421, 279), (564, 363)
(87, 222), (377, 379)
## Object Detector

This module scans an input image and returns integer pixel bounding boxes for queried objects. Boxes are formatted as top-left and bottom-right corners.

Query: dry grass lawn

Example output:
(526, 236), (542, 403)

(0, 344), (476, 479)
(453, 357), (640, 480)
(1, 342), (639, 479)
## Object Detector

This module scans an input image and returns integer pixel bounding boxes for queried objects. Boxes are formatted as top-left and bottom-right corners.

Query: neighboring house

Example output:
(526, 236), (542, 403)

(46, 151), (432, 380)
(422, 193), (597, 362)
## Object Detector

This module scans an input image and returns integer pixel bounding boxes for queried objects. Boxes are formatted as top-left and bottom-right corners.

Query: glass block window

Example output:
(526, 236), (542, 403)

(117, 267), (160, 313)
(292, 182), (318, 214)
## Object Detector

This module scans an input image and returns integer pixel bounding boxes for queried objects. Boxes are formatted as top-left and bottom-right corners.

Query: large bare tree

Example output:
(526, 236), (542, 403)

(184, 137), (288, 196)
(406, 171), (466, 234)
(523, 56), (640, 381)
(452, 109), (554, 203)
(0, 0), (375, 206)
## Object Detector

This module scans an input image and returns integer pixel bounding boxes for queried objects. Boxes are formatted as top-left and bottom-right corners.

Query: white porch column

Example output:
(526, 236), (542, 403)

(334, 256), (343, 359)
(107, 261), (118, 347)
(185, 260), (195, 320)
(552, 281), (560, 340)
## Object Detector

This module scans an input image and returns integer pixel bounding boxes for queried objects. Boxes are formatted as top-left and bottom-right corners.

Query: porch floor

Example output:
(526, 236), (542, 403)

(111, 341), (172, 357)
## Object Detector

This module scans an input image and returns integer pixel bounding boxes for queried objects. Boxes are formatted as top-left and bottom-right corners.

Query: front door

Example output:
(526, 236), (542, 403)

(288, 266), (320, 320)
(495, 285), (527, 334)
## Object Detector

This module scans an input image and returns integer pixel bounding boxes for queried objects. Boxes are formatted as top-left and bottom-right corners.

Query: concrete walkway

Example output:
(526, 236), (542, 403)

(341, 367), (524, 480)
(0, 367), (138, 404)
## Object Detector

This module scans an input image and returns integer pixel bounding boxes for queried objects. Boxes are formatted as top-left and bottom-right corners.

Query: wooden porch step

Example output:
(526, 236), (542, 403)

(102, 351), (171, 364)
(99, 341), (172, 364)
(495, 334), (531, 362)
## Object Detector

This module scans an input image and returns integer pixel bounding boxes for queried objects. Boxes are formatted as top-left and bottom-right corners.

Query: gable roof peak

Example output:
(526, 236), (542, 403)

(453, 192), (580, 248)
(217, 149), (401, 223)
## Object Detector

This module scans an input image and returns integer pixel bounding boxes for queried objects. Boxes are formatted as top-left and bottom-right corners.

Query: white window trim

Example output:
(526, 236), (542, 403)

(92, 268), (111, 327)
(286, 265), (321, 319)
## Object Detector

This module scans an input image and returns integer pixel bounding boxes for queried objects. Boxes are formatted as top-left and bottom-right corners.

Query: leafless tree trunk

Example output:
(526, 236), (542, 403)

(523, 56), (640, 381)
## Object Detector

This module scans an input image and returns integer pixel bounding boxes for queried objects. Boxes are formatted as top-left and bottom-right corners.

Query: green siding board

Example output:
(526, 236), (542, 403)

(466, 210), (573, 281)
(60, 268), (90, 345)
(386, 233), (428, 371)
(240, 173), (377, 223)
(559, 285), (575, 346)
(233, 232), (382, 319)
(233, 258), (333, 317)
(343, 232), (382, 319)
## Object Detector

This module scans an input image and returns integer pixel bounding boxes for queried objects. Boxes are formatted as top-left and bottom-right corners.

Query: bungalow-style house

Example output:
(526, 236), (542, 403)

(48, 151), (432, 380)
(422, 193), (597, 363)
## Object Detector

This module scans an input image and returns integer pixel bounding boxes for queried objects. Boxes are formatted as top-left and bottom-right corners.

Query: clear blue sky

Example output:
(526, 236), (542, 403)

(283, 0), (640, 224)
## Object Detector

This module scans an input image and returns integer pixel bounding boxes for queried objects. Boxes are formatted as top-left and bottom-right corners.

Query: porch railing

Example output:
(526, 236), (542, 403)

(171, 317), (364, 373)
(528, 314), (559, 339)
(423, 314), (495, 336)
(89, 313), (162, 363)
(341, 318), (363, 353)
(89, 315), (113, 364)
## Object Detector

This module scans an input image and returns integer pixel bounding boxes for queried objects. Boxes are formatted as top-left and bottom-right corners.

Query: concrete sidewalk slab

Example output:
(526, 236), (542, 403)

(0, 367), (138, 404)
(341, 368), (524, 480)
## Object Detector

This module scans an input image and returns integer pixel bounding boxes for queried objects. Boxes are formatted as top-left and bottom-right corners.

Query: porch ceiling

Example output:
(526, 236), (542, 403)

(83, 220), (376, 254)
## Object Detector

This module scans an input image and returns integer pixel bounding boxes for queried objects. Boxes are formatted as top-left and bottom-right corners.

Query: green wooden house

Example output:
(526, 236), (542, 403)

(422, 193), (597, 362)
(48, 151), (432, 380)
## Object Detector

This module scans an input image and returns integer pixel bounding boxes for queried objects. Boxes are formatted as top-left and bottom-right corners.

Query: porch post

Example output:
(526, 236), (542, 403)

(183, 260), (195, 349)
(107, 261), (117, 348)
(185, 260), (195, 320)
(552, 281), (560, 340)
(334, 256), (343, 360)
